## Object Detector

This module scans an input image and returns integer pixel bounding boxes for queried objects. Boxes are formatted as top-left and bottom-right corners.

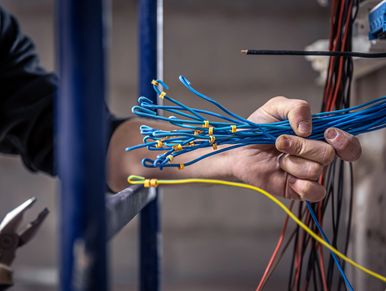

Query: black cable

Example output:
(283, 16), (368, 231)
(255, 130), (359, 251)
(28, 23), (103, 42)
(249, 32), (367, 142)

(338, 163), (354, 290)
(241, 49), (386, 58)
(284, 1), (359, 289)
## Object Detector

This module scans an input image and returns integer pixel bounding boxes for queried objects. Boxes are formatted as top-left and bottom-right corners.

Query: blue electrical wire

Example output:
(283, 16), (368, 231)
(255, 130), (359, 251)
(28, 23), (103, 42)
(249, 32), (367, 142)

(126, 76), (386, 169)
(126, 76), (385, 288)
(306, 201), (354, 291)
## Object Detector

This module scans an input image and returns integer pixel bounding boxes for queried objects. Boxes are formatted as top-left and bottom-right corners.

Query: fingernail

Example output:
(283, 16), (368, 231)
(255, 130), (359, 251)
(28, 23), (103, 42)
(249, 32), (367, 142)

(298, 121), (311, 135)
(326, 128), (338, 141)
(278, 136), (291, 150)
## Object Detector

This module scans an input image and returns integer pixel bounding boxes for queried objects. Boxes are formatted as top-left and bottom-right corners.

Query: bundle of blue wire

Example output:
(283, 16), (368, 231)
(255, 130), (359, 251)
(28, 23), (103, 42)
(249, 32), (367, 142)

(126, 75), (386, 170)
(125, 75), (386, 290)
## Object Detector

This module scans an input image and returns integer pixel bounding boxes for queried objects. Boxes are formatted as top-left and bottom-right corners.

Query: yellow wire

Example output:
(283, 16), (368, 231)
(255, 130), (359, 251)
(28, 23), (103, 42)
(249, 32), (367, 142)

(127, 175), (386, 283)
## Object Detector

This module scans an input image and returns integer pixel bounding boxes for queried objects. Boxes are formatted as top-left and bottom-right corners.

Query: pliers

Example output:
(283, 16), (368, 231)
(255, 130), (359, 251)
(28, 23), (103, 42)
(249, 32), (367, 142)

(0, 197), (49, 290)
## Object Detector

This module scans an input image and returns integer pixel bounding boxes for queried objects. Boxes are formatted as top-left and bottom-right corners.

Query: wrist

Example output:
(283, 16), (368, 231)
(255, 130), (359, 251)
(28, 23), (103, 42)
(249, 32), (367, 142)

(200, 146), (235, 180)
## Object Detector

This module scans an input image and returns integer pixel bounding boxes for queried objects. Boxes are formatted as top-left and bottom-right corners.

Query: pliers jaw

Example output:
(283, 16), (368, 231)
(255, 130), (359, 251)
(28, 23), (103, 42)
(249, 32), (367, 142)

(0, 198), (49, 289)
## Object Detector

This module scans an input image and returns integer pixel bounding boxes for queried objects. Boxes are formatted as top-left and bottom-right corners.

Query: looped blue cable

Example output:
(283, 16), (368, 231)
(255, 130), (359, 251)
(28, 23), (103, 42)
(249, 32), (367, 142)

(126, 76), (386, 170)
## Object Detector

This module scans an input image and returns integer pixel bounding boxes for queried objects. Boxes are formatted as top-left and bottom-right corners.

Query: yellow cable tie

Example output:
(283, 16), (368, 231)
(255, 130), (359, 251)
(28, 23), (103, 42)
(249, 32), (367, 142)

(208, 126), (214, 135)
(144, 178), (158, 188)
(178, 163), (185, 170)
(173, 144), (183, 151)
(159, 91), (166, 99)
(212, 143), (218, 150)
(194, 130), (203, 136)
(155, 140), (163, 148)
(151, 80), (159, 86)
(209, 135), (216, 144)
(189, 141), (195, 146)
(202, 120), (209, 128)
(231, 125), (237, 133)
(166, 155), (174, 162)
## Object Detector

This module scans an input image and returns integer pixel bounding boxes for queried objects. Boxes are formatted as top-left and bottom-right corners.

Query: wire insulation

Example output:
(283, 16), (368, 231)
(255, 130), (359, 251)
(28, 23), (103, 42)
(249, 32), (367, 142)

(126, 76), (386, 170)
(241, 49), (386, 58)
(127, 175), (386, 283)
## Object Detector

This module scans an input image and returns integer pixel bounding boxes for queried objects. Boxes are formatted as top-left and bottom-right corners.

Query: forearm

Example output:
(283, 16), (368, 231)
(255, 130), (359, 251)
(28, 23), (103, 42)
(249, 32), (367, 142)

(106, 118), (232, 192)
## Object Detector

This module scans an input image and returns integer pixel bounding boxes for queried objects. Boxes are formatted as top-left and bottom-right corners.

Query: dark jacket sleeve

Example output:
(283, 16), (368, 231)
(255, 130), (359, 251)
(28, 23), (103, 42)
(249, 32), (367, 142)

(0, 7), (124, 176)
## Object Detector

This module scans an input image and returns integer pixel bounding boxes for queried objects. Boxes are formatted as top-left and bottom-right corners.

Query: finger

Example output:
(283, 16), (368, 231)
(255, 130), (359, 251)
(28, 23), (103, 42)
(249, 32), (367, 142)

(324, 128), (362, 161)
(276, 134), (335, 165)
(279, 155), (323, 181)
(262, 96), (312, 137)
(286, 175), (326, 202)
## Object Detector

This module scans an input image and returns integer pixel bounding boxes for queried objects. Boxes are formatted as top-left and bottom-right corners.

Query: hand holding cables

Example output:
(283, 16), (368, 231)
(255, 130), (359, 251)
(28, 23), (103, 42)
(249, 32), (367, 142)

(120, 77), (367, 201)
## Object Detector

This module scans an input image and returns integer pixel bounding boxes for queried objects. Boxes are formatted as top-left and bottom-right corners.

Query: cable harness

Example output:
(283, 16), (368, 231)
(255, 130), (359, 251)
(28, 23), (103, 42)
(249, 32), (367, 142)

(126, 76), (386, 171)
(126, 76), (386, 289)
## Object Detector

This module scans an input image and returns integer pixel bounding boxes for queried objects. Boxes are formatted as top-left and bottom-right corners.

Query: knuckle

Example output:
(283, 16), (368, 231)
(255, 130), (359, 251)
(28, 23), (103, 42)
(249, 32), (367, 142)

(294, 139), (306, 156)
(286, 136), (301, 154)
(295, 99), (310, 109)
(321, 145), (335, 165)
(307, 162), (323, 179)
(268, 96), (287, 105)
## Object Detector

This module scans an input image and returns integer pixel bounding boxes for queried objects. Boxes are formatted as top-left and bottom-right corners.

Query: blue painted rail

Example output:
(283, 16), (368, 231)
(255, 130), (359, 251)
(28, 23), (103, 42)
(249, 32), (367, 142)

(139, 0), (162, 290)
(56, 0), (162, 290)
(56, 0), (108, 290)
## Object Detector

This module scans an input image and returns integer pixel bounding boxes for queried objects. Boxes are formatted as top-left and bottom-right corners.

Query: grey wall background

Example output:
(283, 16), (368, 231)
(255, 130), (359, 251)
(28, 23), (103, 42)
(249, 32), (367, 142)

(353, 67), (386, 291)
(0, 1), (330, 290)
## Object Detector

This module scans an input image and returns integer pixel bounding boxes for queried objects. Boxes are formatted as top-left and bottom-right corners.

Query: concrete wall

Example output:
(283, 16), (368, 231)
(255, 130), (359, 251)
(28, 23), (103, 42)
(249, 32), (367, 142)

(0, 1), (329, 290)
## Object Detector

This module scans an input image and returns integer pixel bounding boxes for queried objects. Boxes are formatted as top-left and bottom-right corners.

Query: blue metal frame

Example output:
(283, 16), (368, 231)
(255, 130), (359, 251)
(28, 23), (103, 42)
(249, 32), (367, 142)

(106, 186), (154, 240)
(56, 0), (108, 290)
(56, 0), (162, 289)
(139, 0), (161, 290)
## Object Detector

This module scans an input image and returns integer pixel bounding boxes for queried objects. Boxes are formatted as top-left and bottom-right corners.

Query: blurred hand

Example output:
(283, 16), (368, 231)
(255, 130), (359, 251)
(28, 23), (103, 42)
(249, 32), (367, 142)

(229, 96), (361, 202)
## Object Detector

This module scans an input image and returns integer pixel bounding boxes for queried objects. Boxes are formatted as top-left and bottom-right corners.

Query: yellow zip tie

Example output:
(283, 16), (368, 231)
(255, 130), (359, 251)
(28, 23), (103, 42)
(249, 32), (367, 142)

(209, 135), (216, 144)
(194, 130), (203, 136)
(208, 127), (214, 135)
(166, 155), (174, 162)
(127, 175), (386, 284)
(159, 91), (166, 99)
(231, 125), (237, 133)
(202, 120), (210, 128)
(151, 80), (159, 86)
(212, 143), (218, 150)
(173, 144), (183, 151)
(155, 140), (163, 148)
(143, 178), (158, 188)
(189, 141), (195, 146)
(178, 163), (185, 170)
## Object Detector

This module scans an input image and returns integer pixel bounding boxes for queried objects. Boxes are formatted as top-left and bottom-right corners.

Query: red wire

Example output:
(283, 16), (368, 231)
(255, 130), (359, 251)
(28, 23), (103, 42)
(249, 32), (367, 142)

(325, 0), (346, 110)
(330, 0), (353, 109)
(294, 210), (311, 288)
(260, 1), (354, 289)
(324, 0), (344, 108)
(319, 2), (353, 290)
(255, 202), (294, 291)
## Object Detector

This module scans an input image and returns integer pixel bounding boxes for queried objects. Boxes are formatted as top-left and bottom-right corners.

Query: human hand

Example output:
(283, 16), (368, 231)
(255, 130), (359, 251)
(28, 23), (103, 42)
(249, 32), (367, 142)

(228, 96), (361, 202)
